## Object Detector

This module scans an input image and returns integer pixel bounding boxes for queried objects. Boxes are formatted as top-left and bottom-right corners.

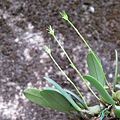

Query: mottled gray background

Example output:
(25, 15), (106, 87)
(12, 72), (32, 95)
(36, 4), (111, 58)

(0, 0), (120, 120)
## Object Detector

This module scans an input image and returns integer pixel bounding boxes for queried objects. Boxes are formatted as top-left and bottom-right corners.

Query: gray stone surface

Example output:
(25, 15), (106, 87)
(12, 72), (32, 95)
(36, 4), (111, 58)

(0, 0), (120, 120)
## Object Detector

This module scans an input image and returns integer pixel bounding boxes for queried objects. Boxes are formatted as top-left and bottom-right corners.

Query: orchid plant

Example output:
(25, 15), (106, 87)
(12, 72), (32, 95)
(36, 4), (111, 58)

(24, 12), (120, 120)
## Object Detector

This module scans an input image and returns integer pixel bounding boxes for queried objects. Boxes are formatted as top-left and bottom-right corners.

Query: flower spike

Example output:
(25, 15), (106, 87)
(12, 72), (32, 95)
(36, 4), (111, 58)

(47, 26), (54, 36)
(60, 12), (68, 21)
(45, 45), (51, 54)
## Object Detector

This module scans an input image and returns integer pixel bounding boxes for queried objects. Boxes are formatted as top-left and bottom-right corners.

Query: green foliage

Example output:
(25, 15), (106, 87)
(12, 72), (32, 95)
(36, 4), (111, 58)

(63, 89), (86, 109)
(112, 90), (120, 101)
(24, 88), (51, 107)
(44, 77), (82, 112)
(113, 50), (118, 91)
(88, 105), (101, 115)
(83, 75), (115, 105)
(86, 52), (105, 85)
(114, 105), (120, 118)
(24, 88), (75, 113)
(40, 89), (74, 113)
(24, 12), (120, 119)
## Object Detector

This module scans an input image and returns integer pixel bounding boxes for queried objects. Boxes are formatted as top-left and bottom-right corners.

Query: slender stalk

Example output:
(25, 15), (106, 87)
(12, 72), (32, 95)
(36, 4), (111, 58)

(60, 12), (111, 93)
(66, 18), (113, 92)
(47, 26), (100, 101)
(67, 19), (103, 71)
(48, 52), (88, 109)
(52, 34), (100, 100)
(113, 50), (118, 91)
(67, 19), (92, 52)
(71, 63), (100, 100)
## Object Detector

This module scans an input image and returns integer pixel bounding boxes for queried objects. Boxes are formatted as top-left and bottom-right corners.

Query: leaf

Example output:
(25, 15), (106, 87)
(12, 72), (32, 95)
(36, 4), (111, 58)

(40, 89), (75, 113)
(24, 88), (51, 107)
(44, 77), (81, 112)
(117, 76), (120, 84)
(43, 87), (61, 93)
(88, 105), (101, 115)
(114, 105), (120, 118)
(100, 96), (111, 104)
(24, 88), (75, 113)
(113, 50), (119, 91)
(44, 87), (86, 109)
(64, 89), (87, 109)
(86, 52), (105, 85)
(83, 75), (115, 105)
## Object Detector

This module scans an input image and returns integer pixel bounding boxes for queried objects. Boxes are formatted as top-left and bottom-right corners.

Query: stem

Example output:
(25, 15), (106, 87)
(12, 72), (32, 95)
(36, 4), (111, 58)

(47, 24), (100, 100)
(52, 34), (100, 101)
(49, 53), (88, 109)
(72, 64), (100, 100)
(67, 20), (92, 52)
(67, 19), (113, 92)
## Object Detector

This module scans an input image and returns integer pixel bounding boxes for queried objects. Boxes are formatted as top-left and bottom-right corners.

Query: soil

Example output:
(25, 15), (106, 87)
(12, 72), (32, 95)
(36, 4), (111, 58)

(0, 0), (120, 120)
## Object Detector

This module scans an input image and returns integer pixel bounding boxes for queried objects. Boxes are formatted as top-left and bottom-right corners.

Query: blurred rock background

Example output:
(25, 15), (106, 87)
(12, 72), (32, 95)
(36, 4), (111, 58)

(0, 0), (120, 120)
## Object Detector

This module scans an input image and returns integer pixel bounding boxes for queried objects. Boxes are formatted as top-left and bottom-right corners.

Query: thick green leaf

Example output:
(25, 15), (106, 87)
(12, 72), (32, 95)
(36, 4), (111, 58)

(113, 50), (119, 91)
(40, 89), (74, 113)
(24, 88), (75, 113)
(43, 87), (61, 93)
(86, 52), (105, 85)
(114, 105), (120, 118)
(24, 88), (51, 107)
(64, 89), (87, 109)
(83, 75), (115, 105)
(88, 105), (101, 115)
(44, 87), (86, 109)
(44, 77), (81, 112)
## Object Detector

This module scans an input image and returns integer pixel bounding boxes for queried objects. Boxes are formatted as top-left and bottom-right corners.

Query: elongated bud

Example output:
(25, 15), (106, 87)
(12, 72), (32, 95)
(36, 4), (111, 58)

(45, 45), (51, 54)
(60, 12), (68, 21)
(47, 26), (54, 36)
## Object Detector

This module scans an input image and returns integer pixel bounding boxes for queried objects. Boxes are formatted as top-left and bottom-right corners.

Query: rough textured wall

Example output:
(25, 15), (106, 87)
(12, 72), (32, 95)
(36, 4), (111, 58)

(0, 0), (120, 120)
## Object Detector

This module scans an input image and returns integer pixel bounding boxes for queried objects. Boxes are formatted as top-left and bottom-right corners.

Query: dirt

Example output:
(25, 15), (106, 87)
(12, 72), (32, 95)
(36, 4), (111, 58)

(0, 0), (120, 120)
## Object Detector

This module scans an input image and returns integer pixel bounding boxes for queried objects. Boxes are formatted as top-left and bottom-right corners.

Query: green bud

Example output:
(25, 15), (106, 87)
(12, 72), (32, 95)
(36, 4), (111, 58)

(47, 26), (54, 36)
(60, 12), (68, 21)
(45, 45), (51, 54)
